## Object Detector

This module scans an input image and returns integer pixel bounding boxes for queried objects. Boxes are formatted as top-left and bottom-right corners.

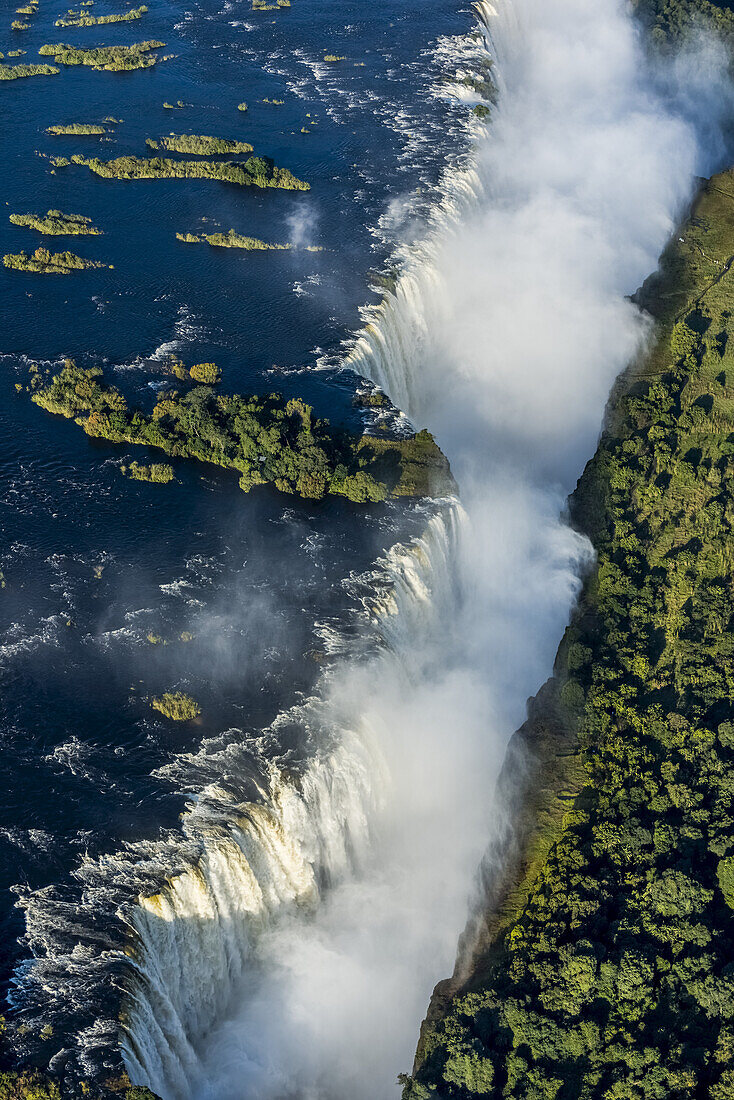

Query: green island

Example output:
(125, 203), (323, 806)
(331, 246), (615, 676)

(0, 62), (58, 79)
(252, 0), (290, 9)
(55, 4), (147, 26)
(9, 210), (102, 235)
(121, 460), (174, 483)
(237, 101), (247, 111)
(145, 133), (253, 155)
(176, 228), (290, 250)
(47, 122), (107, 135)
(27, 360), (455, 502)
(38, 40), (170, 71)
(4, 247), (110, 273)
(151, 692), (201, 721)
(70, 153), (309, 189)
(401, 167), (734, 1100)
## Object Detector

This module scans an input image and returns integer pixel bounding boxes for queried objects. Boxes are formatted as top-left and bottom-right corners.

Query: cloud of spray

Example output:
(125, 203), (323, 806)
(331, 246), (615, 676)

(131, 1), (734, 1098)
(287, 204), (320, 248)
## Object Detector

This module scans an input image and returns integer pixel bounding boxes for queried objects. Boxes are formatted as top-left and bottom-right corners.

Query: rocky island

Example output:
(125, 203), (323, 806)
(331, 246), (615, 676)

(28, 361), (456, 502)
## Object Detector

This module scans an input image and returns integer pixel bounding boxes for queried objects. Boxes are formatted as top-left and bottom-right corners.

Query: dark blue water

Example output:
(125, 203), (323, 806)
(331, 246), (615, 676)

(0, 0), (478, 1083)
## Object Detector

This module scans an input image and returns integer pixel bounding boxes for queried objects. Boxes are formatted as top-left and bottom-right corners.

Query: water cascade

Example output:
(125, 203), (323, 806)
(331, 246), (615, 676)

(123, 0), (733, 1092)
(12, 0), (734, 1096)
(116, 504), (466, 1099)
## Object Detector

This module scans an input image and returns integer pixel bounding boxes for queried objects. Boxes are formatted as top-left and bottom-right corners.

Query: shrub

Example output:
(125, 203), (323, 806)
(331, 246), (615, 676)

(151, 692), (200, 720)
(188, 362), (221, 384)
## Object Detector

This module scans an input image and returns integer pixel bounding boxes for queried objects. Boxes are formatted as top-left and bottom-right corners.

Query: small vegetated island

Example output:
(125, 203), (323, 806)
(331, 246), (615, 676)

(28, 361), (455, 502)
(9, 210), (102, 235)
(47, 122), (108, 135)
(38, 40), (170, 70)
(69, 152), (309, 189)
(151, 692), (201, 721)
(4, 248), (111, 273)
(146, 133), (253, 155)
(55, 4), (147, 26)
(0, 61), (59, 79)
(177, 228), (289, 249)
(121, 460), (174, 482)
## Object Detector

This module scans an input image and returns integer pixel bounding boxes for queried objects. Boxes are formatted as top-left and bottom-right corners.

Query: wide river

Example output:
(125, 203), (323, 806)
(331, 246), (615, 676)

(0, 0), (479, 1092)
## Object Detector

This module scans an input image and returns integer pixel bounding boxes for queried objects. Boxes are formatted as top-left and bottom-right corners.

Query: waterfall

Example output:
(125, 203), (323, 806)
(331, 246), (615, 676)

(13, 0), (730, 1094)
(118, 8), (517, 1096)
(117, 503), (465, 1099)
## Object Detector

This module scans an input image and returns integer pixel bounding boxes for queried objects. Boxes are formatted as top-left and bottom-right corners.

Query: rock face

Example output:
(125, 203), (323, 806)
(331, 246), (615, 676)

(403, 172), (734, 1099)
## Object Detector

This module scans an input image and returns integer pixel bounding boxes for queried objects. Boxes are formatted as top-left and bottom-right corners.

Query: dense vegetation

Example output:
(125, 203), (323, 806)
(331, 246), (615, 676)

(47, 123), (107, 135)
(176, 228), (289, 249)
(38, 41), (169, 71)
(28, 361), (455, 502)
(402, 168), (734, 1100)
(121, 460), (174, 482)
(0, 62), (58, 79)
(0, 1074), (156, 1100)
(71, 153), (309, 189)
(151, 692), (200, 720)
(186, 362), (220, 383)
(55, 5), (147, 27)
(4, 248), (109, 273)
(146, 134), (253, 155)
(9, 211), (102, 235)
(631, 0), (734, 44)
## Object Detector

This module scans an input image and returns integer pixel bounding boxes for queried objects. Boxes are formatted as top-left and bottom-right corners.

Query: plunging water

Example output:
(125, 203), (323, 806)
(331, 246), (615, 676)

(6, 0), (732, 1094)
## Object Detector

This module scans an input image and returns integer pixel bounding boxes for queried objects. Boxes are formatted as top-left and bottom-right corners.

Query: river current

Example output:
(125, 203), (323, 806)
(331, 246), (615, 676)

(0, 0), (480, 1089)
(3, 0), (731, 1097)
